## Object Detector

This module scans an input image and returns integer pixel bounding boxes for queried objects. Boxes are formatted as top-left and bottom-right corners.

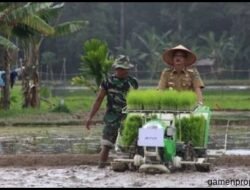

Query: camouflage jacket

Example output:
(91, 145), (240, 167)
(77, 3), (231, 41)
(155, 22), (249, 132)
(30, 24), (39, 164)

(101, 74), (138, 123)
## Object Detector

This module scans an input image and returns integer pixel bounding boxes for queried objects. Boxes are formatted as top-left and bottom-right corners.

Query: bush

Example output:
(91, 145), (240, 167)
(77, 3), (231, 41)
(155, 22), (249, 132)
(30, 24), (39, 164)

(51, 99), (71, 113)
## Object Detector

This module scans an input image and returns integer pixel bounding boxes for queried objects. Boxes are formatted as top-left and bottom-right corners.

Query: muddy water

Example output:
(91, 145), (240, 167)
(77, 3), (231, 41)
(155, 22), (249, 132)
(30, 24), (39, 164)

(0, 118), (249, 187)
(208, 124), (250, 150)
(0, 117), (249, 155)
(0, 125), (102, 155)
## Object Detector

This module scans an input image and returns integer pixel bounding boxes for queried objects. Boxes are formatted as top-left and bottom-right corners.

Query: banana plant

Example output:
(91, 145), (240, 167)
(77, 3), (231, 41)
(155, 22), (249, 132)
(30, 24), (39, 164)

(199, 31), (234, 71)
(0, 2), (55, 110)
(14, 2), (87, 108)
(134, 28), (172, 80)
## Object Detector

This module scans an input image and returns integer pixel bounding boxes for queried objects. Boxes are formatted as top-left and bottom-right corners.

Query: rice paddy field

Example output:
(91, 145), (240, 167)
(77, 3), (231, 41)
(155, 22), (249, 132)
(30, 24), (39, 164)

(0, 85), (249, 187)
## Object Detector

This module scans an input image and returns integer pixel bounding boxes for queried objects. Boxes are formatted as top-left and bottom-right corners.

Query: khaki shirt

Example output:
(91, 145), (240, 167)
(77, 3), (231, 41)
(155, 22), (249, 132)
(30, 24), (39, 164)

(157, 67), (204, 91)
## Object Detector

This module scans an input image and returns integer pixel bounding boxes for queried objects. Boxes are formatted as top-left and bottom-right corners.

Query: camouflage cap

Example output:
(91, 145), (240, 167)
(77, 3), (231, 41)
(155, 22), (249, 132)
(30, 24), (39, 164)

(112, 55), (134, 69)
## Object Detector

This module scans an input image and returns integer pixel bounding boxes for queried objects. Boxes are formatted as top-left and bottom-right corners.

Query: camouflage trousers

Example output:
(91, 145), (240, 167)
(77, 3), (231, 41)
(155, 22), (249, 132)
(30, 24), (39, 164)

(101, 112), (126, 148)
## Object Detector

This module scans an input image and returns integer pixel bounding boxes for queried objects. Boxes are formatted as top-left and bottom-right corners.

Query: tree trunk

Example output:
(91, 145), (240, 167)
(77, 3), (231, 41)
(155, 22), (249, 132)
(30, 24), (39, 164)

(22, 44), (32, 108)
(2, 50), (11, 110)
(120, 2), (125, 48)
(31, 44), (40, 108)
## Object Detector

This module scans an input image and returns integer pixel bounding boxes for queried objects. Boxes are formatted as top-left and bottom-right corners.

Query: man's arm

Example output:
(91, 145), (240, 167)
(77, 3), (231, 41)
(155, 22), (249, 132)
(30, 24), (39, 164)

(157, 69), (167, 90)
(191, 68), (204, 104)
(194, 86), (203, 104)
(85, 88), (106, 130)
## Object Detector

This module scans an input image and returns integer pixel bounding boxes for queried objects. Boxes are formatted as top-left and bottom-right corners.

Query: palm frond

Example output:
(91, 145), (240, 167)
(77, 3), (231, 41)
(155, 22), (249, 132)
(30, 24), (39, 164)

(53, 20), (88, 37)
(21, 14), (54, 36)
(2, 2), (53, 23)
(37, 3), (64, 23)
(0, 35), (19, 50)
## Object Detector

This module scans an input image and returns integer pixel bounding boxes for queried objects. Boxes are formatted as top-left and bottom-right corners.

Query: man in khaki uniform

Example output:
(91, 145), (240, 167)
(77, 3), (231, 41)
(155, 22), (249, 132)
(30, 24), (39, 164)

(157, 44), (204, 105)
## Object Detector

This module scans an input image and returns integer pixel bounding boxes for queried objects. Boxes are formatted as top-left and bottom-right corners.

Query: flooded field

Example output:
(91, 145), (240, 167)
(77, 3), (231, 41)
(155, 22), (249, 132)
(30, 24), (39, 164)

(0, 118), (249, 155)
(0, 125), (103, 155)
(0, 111), (249, 187)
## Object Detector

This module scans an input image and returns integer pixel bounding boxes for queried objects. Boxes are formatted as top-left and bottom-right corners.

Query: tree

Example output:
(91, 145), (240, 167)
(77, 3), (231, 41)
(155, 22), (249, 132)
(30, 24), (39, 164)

(13, 2), (87, 108)
(27, 3), (87, 108)
(0, 2), (54, 110)
(71, 38), (114, 94)
(134, 28), (172, 80)
(199, 31), (235, 79)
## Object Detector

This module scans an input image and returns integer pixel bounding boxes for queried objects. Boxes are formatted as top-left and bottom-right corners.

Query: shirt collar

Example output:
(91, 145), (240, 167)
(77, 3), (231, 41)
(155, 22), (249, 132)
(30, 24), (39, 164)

(171, 68), (187, 74)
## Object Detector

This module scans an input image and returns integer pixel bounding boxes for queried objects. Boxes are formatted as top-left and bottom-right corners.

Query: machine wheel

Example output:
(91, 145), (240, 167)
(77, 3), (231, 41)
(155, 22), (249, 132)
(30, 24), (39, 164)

(195, 148), (207, 157)
(195, 163), (211, 172)
(111, 161), (128, 172)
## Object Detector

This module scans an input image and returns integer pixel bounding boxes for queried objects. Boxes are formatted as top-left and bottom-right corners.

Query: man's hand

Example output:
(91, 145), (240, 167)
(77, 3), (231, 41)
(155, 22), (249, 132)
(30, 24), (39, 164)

(197, 101), (203, 106)
(86, 119), (91, 130)
(195, 101), (203, 109)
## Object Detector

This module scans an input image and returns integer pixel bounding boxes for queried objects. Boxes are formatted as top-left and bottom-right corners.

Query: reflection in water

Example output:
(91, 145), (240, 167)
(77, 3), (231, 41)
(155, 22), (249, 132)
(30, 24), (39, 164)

(0, 136), (101, 154)
(0, 122), (249, 155)
(0, 125), (102, 155)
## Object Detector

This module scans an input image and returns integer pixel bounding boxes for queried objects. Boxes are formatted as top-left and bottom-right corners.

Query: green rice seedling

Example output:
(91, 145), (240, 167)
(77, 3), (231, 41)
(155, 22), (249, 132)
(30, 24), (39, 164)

(142, 89), (161, 110)
(127, 90), (143, 110)
(175, 116), (190, 143)
(121, 114), (143, 147)
(175, 115), (206, 147)
(160, 90), (179, 110)
(177, 91), (197, 110)
(189, 115), (206, 147)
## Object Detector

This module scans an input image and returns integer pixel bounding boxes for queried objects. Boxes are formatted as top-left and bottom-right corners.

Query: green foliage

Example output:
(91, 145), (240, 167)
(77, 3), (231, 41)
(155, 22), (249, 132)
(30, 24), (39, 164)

(10, 95), (18, 104)
(121, 114), (143, 147)
(0, 35), (19, 50)
(51, 100), (71, 113)
(175, 115), (206, 147)
(53, 20), (88, 37)
(71, 76), (97, 94)
(72, 38), (114, 93)
(36, 3), (250, 75)
(40, 86), (52, 98)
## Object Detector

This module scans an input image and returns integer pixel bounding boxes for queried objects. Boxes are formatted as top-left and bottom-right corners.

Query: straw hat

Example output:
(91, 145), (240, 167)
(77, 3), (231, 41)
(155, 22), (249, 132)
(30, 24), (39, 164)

(162, 44), (197, 66)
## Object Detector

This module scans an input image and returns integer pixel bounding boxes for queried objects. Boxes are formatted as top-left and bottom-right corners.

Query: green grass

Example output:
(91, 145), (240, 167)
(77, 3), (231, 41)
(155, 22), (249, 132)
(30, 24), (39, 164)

(0, 85), (98, 119)
(204, 90), (250, 110)
(1, 85), (250, 119)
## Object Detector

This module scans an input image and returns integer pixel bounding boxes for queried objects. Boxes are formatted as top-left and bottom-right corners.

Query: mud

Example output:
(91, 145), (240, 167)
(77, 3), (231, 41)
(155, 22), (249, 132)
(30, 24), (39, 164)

(0, 154), (249, 187)
(0, 164), (249, 187)
(0, 110), (249, 187)
(1, 153), (250, 167)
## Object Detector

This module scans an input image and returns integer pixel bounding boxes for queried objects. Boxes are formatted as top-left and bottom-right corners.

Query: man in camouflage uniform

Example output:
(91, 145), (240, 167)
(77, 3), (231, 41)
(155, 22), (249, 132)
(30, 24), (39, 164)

(85, 55), (138, 168)
(158, 44), (204, 105)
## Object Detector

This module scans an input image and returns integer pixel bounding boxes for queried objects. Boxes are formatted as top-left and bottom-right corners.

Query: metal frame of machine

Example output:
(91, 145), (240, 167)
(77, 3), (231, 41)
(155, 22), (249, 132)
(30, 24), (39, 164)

(111, 106), (211, 173)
